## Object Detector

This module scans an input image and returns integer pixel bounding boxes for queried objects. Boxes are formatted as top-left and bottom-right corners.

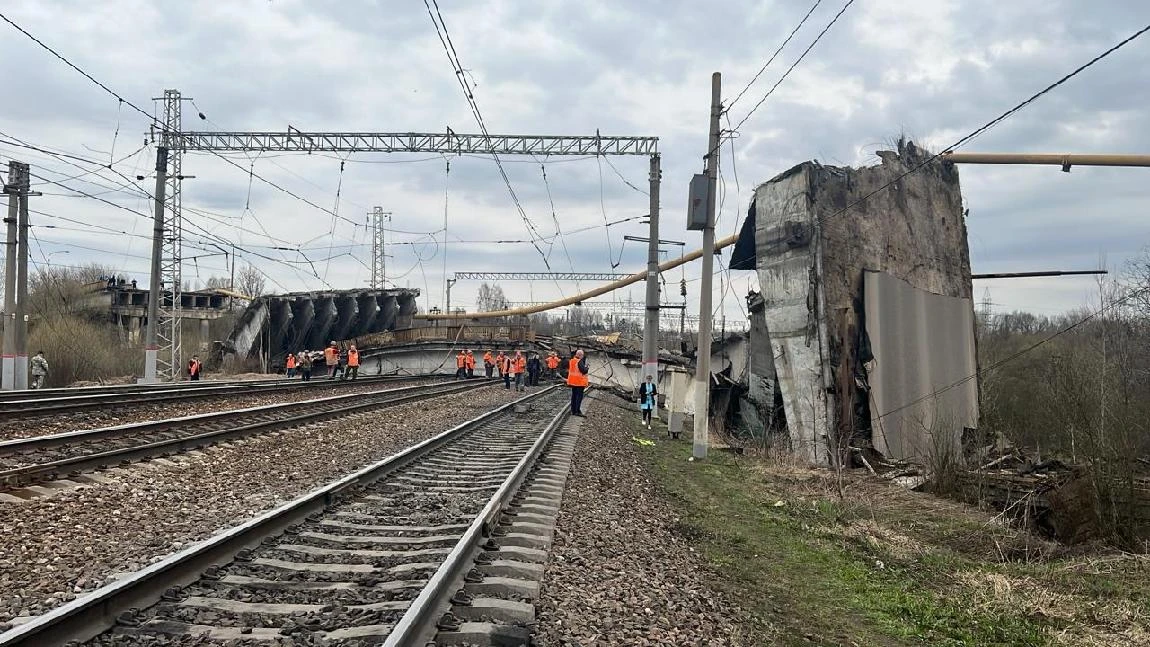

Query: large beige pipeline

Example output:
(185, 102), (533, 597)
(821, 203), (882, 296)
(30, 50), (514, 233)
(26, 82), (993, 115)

(419, 151), (1150, 321)
(942, 152), (1150, 167)
(418, 233), (739, 320)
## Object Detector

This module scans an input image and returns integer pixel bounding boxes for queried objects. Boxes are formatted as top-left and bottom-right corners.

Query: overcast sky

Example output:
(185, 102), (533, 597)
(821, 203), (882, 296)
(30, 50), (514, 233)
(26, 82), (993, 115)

(1, 0), (1148, 326)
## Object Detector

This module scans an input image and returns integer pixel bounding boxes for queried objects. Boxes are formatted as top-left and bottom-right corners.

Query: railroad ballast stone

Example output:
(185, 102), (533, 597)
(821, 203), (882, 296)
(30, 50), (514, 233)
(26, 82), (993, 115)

(0, 377), (441, 441)
(0, 385), (526, 627)
(533, 393), (747, 646)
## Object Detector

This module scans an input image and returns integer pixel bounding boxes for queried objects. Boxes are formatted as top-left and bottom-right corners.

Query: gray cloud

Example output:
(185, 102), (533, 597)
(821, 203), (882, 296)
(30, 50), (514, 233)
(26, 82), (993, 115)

(1, 0), (1148, 321)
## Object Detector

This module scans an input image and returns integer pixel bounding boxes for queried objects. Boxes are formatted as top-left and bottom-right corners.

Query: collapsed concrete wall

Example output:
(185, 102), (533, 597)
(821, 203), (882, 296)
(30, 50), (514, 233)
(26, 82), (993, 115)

(742, 140), (976, 464)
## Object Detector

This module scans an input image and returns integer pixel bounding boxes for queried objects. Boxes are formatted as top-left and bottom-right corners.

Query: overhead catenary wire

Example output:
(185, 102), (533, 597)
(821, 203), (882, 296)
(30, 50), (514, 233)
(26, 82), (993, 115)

(816, 22), (1150, 231)
(421, 0), (552, 268)
(0, 10), (363, 234)
(726, 0), (824, 112)
(728, 0), (857, 135)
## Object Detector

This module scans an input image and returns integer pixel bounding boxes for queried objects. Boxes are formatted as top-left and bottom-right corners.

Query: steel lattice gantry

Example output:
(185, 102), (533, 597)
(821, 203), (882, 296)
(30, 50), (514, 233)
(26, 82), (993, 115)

(141, 89), (660, 382)
(454, 272), (633, 281)
(172, 131), (658, 156)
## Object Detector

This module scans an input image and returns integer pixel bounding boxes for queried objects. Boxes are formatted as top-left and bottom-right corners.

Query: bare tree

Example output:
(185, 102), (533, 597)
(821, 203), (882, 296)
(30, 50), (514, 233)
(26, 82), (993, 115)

(476, 282), (508, 312)
(236, 264), (266, 299)
(204, 276), (231, 290)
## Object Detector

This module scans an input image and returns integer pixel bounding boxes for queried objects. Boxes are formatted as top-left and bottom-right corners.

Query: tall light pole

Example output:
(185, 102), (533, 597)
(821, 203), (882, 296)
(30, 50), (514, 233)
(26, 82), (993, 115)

(692, 72), (722, 460)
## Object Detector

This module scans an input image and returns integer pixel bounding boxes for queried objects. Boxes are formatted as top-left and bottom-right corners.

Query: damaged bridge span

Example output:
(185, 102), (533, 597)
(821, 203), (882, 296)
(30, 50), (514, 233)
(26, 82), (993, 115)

(224, 288), (419, 363)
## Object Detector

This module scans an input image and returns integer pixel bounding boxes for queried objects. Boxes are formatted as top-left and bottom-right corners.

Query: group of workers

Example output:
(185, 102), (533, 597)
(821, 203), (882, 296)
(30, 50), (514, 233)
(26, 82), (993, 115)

(451, 347), (590, 417)
(283, 342), (360, 381)
(454, 349), (565, 392)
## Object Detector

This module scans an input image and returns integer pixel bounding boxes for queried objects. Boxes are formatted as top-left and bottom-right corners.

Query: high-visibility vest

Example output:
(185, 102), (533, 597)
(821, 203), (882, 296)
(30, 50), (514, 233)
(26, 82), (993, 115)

(465, 354), (475, 369)
(456, 353), (466, 368)
(503, 356), (514, 374)
(567, 357), (588, 387)
(347, 350), (360, 367)
(286, 354), (296, 369)
(496, 355), (506, 372)
(512, 356), (526, 374)
(546, 356), (559, 370)
(325, 347), (338, 365)
(483, 352), (493, 366)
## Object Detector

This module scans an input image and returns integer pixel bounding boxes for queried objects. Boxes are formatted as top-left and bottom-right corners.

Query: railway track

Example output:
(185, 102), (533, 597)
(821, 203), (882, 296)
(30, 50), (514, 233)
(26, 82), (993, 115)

(0, 385), (576, 646)
(0, 373), (443, 419)
(0, 379), (493, 491)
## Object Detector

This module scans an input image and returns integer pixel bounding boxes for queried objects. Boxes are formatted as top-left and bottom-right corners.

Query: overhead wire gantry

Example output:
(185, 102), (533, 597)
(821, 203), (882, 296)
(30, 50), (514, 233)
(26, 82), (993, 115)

(144, 89), (660, 381)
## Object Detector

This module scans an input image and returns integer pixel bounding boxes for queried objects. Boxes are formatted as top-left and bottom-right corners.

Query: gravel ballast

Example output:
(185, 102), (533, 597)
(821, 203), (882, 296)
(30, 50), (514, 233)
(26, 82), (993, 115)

(0, 377), (440, 440)
(0, 384), (525, 626)
(533, 393), (747, 646)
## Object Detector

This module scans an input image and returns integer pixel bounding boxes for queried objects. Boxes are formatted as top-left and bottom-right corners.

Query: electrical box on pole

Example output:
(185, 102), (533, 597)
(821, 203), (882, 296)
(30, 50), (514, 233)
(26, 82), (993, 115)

(687, 174), (709, 230)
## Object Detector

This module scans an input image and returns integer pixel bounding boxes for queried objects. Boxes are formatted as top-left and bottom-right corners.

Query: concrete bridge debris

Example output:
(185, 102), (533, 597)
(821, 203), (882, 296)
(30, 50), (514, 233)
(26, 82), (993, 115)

(222, 288), (419, 364)
(731, 139), (978, 465)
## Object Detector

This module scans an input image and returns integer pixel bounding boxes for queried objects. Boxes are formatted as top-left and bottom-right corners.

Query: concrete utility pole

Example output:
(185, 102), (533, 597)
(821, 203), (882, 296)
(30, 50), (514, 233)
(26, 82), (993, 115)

(1, 162), (23, 391)
(142, 147), (168, 384)
(642, 154), (662, 387)
(14, 165), (32, 390)
(445, 278), (457, 315)
(693, 72), (722, 460)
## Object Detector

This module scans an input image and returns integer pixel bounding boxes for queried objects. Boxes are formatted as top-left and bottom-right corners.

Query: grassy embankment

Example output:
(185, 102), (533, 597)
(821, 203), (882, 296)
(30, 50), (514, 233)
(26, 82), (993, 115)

(632, 417), (1150, 647)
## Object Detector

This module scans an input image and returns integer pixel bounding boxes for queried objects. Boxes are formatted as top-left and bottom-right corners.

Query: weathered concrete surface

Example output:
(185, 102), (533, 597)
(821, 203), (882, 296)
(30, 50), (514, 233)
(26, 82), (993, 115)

(749, 140), (974, 464)
(224, 288), (419, 363)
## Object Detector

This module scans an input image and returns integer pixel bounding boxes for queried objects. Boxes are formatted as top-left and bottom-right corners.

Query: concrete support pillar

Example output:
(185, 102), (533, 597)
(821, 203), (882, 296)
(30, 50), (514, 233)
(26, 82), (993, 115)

(199, 319), (210, 350)
(129, 316), (142, 345)
(667, 367), (689, 439)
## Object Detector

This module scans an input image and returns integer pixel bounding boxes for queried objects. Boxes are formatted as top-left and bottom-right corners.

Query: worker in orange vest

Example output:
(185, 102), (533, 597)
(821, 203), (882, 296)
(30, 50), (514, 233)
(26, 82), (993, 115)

(544, 352), (560, 380)
(464, 349), (476, 378)
(455, 350), (467, 380)
(501, 352), (513, 389)
(285, 352), (297, 379)
(346, 344), (360, 381)
(510, 350), (527, 392)
(495, 351), (507, 380)
(324, 342), (339, 379)
(566, 349), (589, 416)
(482, 350), (495, 378)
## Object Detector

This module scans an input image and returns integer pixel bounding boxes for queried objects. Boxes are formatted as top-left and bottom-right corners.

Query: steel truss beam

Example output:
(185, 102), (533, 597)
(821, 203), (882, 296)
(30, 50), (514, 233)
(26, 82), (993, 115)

(455, 272), (631, 281)
(174, 130), (658, 156)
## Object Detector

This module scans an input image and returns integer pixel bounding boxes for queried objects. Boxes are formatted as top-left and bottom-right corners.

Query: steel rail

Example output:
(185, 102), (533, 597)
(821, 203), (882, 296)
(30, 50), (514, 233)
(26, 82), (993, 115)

(0, 373), (443, 414)
(383, 390), (570, 645)
(0, 385), (565, 647)
(0, 380), (493, 489)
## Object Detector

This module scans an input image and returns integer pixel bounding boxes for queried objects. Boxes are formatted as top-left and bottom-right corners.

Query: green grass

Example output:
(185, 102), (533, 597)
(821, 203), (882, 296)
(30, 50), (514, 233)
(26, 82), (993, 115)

(635, 423), (1059, 647)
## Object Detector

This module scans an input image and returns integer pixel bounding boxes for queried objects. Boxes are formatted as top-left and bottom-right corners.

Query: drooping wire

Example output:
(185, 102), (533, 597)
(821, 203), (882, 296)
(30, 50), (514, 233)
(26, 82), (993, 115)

(0, 11), (360, 230)
(322, 157), (347, 281)
(726, 0), (823, 113)
(421, 0), (552, 269)
(595, 155), (619, 269)
(728, 0), (857, 135)
(602, 155), (648, 196)
(816, 21), (1150, 232)
(442, 158), (450, 309)
(540, 162), (580, 293)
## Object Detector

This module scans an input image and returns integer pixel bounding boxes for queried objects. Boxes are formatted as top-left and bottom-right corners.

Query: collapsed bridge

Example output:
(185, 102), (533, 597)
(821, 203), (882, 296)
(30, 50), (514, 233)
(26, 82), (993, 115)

(223, 288), (419, 363)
